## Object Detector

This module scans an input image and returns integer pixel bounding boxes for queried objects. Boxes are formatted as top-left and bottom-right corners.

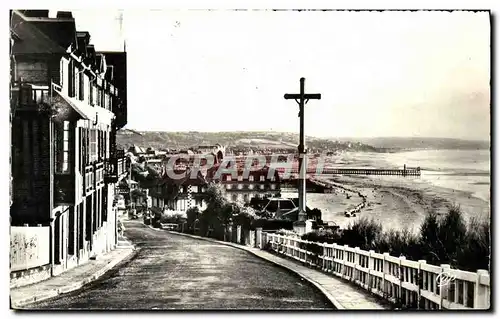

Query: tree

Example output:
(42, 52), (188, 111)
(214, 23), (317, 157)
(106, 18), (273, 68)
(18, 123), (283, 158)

(457, 217), (490, 271)
(438, 205), (467, 267)
(200, 183), (230, 238)
(186, 206), (200, 232)
(419, 210), (442, 264)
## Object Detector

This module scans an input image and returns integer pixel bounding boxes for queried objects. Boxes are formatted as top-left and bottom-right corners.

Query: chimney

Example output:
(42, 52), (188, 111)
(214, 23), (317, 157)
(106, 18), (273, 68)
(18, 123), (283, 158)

(21, 10), (49, 17)
(56, 11), (73, 19)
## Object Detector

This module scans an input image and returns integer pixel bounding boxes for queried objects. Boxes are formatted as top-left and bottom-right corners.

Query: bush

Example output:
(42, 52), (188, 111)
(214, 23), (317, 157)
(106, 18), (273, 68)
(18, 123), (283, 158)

(251, 219), (294, 231)
(301, 228), (342, 244)
(342, 217), (383, 250)
(297, 206), (490, 272)
(457, 217), (490, 271)
(419, 210), (441, 264)
(233, 212), (254, 231)
(375, 228), (421, 260)
(160, 213), (185, 224)
(437, 205), (467, 267)
(186, 207), (200, 232)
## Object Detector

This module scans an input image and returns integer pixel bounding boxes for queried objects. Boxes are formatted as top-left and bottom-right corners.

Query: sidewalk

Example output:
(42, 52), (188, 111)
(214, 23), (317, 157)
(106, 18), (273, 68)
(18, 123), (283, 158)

(11, 241), (136, 309)
(166, 230), (391, 310)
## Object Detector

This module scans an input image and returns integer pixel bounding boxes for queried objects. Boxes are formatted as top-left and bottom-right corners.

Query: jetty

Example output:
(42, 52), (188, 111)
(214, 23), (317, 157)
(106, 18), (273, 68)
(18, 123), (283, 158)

(278, 166), (421, 177)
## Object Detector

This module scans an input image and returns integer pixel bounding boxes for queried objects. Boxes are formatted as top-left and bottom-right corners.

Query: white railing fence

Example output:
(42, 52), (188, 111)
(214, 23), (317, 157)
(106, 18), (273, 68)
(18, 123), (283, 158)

(258, 232), (490, 310)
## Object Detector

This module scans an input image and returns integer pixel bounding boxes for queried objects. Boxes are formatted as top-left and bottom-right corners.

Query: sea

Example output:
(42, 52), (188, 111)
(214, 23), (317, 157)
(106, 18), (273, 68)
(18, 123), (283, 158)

(333, 149), (491, 203)
(282, 149), (490, 226)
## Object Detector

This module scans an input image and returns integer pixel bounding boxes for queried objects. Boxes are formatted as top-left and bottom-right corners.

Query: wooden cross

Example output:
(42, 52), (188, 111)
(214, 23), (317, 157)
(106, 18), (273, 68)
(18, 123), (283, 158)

(284, 77), (321, 222)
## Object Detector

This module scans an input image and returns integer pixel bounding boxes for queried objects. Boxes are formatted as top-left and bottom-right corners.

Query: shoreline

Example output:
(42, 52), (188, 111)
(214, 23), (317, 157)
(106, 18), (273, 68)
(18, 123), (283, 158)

(307, 174), (489, 232)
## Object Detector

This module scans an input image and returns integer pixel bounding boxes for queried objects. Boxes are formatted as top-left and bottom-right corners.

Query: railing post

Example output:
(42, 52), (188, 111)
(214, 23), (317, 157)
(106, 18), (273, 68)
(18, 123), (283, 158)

(303, 240), (309, 265)
(381, 252), (389, 298)
(353, 247), (361, 282)
(417, 260), (427, 309)
(332, 243), (338, 274)
(399, 256), (406, 307)
(367, 250), (375, 291)
(439, 264), (451, 309)
(322, 242), (328, 271)
(343, 245), (349, 279)
(474, 269), (490, 309)
(236, 225), (241, 244)
(256, 228), (262, 248)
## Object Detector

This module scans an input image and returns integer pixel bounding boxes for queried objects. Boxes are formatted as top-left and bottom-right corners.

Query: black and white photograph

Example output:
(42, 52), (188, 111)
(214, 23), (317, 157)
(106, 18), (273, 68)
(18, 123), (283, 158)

(8, 5), (491, 311)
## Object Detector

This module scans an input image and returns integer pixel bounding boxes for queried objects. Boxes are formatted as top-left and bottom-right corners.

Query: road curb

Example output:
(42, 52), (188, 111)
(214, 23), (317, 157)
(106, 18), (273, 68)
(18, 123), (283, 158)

(11, 248), (136, 309)
(164, 230), (345, 310)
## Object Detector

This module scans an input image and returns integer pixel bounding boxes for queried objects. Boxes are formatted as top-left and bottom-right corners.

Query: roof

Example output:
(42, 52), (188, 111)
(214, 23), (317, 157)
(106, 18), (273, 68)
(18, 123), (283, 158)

(76, 31), (90, 55)
(14, 10), (77, 52)
(158, 168), (207, 187)
(11, 10), (69, 54)
(99, 51), (127, 92)
(206, 164), (280, 181)
(129, 145), (147, 154)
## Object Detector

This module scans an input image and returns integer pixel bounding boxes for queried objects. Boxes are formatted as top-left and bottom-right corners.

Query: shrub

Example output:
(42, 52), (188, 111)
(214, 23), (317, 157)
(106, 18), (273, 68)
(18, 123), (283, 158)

(160, 213), (185, 224)
(419, 210), (442, 264)
(186, 207), (200, 231)
(275, 229), (300, 237)
(342, 217), (383, 250)
(301, 228), (342, 244)
(457, 217), (490, 271)
(296, 206), (490, 272)
(437, 205), (467, 267)
(233, 212), (255, 231)
(375, 228), (421, 260)
(251, 219), (294, 231)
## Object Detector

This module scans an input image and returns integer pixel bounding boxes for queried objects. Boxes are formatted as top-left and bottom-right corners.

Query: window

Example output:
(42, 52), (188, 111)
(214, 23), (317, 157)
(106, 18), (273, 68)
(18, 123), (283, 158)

(55, 121), (71, 174)
(67, 61), (74, 97)
(79, 72), (84, 101)
(89, 129), (97, 162)
(260, 175), (265, 182)
(237, 184), (243, 190)
(237, 175), (243, 182)
(270, 176), (276, 182)
(74, 66), (79, 98)
(249, 175), (254, 182)
(226, 175), (231, 182)
(89, 84), (94, 105)
(60, 59), (65, 88)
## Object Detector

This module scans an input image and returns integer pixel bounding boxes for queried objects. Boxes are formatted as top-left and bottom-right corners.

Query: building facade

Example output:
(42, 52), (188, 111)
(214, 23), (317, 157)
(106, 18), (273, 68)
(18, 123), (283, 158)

(149, 169), (209, 214)
(10, 10), (128, 277)
(206, 166), (281, 204)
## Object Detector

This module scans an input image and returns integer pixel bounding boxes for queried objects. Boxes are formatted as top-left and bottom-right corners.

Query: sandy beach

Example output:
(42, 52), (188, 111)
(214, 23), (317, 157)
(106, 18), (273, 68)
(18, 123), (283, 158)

(301, 174), (490, 232)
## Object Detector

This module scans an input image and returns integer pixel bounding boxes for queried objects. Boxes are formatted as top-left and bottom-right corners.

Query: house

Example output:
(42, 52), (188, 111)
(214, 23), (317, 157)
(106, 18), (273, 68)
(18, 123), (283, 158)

(10, 9), (127, 281)
(206, 165), (281, 204)
(127, 144), (147, 157)
(149, 168), (209, 214)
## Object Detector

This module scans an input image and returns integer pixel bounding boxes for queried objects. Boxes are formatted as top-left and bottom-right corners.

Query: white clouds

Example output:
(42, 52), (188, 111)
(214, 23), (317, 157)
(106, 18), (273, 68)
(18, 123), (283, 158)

(72, 9), (490, 140)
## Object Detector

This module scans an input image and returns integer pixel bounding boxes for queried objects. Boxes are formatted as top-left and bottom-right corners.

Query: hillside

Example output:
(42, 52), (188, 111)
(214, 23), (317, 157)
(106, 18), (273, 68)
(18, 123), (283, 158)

(116, 130), (490, 153)
(335, 137), (490, 150)
(116, 130), (382, 153)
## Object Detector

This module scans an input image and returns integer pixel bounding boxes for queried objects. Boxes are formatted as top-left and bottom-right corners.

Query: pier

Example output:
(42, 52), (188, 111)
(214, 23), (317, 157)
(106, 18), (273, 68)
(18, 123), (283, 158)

(277, 166), (421, 177)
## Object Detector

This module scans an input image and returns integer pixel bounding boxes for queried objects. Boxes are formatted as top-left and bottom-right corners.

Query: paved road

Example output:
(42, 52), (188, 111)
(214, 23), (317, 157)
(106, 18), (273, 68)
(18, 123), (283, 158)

(27, 221), (334, 310)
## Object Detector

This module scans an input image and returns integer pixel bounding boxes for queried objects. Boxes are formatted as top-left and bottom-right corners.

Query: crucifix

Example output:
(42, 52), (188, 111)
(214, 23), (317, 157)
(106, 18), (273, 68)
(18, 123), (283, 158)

(284, 77), (321, 222)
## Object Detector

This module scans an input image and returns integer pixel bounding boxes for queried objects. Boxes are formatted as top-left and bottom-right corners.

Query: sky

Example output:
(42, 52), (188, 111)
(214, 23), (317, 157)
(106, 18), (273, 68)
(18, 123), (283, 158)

(69, 9), (490, 140)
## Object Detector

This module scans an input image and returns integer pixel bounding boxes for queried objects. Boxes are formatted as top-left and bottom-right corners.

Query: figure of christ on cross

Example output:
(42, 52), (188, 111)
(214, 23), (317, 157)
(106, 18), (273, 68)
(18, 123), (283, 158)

(284, 77), (321, 224)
